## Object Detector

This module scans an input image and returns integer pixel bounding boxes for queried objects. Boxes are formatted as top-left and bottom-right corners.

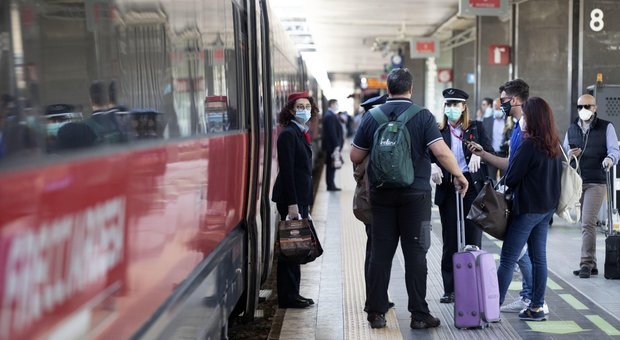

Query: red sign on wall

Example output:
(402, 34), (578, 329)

(488, 45), (510, 65)
(470, 0), (500, 9)
(410, 38), (440, 58)
(437, 68), (453, 83)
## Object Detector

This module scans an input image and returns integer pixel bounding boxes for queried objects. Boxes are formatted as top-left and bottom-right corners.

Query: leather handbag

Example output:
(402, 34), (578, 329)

(467, 180), (511, 240)
(276, 218), (323, 264)
(353, 156), (372, 224)
(556, 145), (582, 218)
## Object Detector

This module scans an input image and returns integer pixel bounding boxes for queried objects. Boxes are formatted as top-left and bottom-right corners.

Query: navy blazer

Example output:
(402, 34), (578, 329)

(322, 111), (344, 155)
(432, 120), (493, 206)
(272, 123), (313, 206)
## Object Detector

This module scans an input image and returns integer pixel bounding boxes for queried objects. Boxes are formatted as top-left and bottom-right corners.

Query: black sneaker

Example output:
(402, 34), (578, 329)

(410, 313), (441, 329)
(439, 292), (455, 303)
(579, 266), (591, 278)
(573, 267), (598, 276)
(518, 306), (546, 321)
(368, 313), (386, 329)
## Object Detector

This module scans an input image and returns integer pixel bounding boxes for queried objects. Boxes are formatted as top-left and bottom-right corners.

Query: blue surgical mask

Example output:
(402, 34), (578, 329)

(493, 110), (504, 119)
(295, 110), (311, 124)
(444, 107), (462, 122)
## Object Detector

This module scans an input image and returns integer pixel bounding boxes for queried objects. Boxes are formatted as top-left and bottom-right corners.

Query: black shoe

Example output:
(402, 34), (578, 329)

(410, 313), (441, 329)
(279, 300), (311, 309)
(439, 292), (455, 303)
(364, 301), (395, 312)
(573, 267), (598, 276)
(327, 187), (342, 191)
(297, 296), (315, 305)
(579, 266), (591, 278)
(368, 313), (386, 329)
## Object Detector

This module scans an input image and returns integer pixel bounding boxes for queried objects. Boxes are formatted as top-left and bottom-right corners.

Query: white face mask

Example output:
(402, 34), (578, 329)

(519, 116), (526, 131)
(493, 110), (504, 119)
(579, 109), (594, 121)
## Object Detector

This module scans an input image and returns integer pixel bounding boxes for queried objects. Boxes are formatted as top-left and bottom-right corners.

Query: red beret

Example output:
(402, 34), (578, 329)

(288, 92), (310, 103)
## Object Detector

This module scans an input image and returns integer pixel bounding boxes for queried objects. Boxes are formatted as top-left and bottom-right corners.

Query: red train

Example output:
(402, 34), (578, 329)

(0, 0), (321, 338)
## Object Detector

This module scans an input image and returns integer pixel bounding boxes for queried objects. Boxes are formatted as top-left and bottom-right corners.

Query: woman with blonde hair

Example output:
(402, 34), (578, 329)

(431, 87), (493, 303)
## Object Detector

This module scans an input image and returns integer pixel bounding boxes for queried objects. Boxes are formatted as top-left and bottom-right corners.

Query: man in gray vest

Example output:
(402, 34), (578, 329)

(564, 94), (620, 278)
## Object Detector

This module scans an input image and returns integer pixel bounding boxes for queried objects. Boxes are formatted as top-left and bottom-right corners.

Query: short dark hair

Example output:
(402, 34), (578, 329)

(482, 97), (494, 106)
(499, 79), (529, 101)
(328, 99), (338, 107)
(387, 68), (413, 96)
(89, 81), (109, 107)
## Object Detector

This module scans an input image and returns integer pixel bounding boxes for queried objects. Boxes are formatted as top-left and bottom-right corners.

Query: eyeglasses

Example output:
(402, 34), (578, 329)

(577, 104), (595, 110)
(501, 97), (513, 103)
(295, 105), (312, 110)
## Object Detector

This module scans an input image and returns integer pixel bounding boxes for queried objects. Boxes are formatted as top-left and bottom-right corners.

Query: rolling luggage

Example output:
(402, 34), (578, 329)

(604, 168), (620, 279)
(453, 191), (501, 328)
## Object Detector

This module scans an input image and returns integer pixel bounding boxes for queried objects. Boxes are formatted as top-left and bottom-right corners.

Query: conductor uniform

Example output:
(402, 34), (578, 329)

(431, 88), (493, 302)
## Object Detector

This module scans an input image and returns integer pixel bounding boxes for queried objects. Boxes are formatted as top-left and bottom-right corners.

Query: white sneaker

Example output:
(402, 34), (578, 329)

(521, 302), (550, 315)
(501, 297), (530, 313)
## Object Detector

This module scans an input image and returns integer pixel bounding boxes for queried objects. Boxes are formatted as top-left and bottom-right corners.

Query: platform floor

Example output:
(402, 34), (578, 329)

(273, 145), (620, 339)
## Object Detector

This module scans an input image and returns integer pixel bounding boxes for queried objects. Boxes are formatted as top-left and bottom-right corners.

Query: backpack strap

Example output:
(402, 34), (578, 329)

(396, 104), (423, 123)
(369, 107), (389, 124)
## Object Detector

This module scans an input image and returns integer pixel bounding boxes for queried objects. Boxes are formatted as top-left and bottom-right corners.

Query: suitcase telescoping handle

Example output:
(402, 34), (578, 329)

(606, 168), (615, 236)
(455, 189), (466, 251)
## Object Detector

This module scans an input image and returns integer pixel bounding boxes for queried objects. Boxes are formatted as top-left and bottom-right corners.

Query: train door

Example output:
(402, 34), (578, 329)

(258, 0), (275, 284)
(233, 0), (261, 322)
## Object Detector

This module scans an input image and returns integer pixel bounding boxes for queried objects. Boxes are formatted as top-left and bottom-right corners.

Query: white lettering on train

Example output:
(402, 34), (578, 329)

(0, 197), (126, 338)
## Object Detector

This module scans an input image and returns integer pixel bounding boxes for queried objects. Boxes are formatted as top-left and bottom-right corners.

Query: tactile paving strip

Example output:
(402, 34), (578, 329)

(340, 186), (403, 340)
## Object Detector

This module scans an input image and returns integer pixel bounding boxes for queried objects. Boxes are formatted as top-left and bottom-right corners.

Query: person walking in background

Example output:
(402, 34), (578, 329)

(322, 99), (344, 191)
(475, 97), (493, 121)
(496, 97), (561, 321)
(351, 68), (468, 330)
(431, 88), (493, 304)
(272, 92), (319, 309)
(483, 98), (508, 182)
(565, 94), (620, 278)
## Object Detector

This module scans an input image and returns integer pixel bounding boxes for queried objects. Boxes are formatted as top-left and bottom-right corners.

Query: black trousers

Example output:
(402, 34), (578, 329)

(325, 161), (337, 189)
(276, 204), (309, 305)
(438, 172), (482, 295)
(367, 188), (432, 316)
(364, 223), (372, 307)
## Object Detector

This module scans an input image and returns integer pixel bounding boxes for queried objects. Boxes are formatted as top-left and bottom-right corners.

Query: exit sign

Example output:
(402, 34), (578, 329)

(459, 0), (508, 16)
(410, 38), (440, 58)
(488, 45), (510, 65)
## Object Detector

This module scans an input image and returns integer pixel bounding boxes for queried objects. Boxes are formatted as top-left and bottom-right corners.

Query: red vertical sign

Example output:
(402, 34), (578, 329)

(488, 45), (510, 65)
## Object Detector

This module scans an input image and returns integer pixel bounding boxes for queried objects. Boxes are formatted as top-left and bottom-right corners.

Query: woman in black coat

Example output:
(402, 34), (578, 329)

(271, 91), (319, 308)
(430, 88), (493, 304)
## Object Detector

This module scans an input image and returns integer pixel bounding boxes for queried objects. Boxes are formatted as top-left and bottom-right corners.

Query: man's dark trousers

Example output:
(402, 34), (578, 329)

(367, 188), (432, 316)
(326, 161), (337, 189)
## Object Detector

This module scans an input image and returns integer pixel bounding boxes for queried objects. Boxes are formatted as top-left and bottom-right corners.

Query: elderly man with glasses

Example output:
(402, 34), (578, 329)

(564, 94), (620, 278)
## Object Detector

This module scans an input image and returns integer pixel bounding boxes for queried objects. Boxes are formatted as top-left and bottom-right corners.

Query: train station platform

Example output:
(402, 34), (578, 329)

(270, 144), (620, 340)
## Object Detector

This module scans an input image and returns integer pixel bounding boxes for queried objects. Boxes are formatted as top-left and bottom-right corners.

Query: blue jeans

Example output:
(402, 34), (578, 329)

(518, 248), (533, 301)
(498, 210), (553, 308)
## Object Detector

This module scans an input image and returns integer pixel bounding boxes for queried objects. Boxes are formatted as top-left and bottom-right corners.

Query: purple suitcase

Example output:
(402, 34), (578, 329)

(453, 191), (501, 329)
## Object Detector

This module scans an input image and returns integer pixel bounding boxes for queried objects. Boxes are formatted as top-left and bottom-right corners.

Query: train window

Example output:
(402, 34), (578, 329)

(0, 0), (243, 165)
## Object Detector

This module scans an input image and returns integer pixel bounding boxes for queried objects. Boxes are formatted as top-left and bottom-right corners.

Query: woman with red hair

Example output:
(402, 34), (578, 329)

(497, 97), (562, 322)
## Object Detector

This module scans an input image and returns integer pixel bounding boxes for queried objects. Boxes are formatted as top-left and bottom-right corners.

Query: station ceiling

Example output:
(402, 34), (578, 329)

(269, 0), (468, 75)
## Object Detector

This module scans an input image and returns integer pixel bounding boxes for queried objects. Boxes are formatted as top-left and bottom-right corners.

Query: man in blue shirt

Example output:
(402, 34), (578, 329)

(467, 79), (549, 315)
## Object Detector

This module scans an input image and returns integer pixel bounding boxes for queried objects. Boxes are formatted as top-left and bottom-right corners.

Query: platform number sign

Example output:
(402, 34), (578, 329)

(590, 8), (604, 32)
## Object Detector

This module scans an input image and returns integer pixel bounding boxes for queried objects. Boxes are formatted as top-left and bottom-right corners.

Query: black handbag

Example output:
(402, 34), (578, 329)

(276, 218), (323, 264)
(466, 180), (511, 240)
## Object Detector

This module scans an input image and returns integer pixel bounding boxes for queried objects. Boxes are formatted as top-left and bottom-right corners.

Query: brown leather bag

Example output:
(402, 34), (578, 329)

(276, 218), (323, 264)
(466, 181), (511, 240)
(353, 156), (372, 224)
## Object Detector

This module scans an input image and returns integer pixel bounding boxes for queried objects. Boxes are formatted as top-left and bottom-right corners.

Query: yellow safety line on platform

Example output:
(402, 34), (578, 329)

(340, 173), (402, 339)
